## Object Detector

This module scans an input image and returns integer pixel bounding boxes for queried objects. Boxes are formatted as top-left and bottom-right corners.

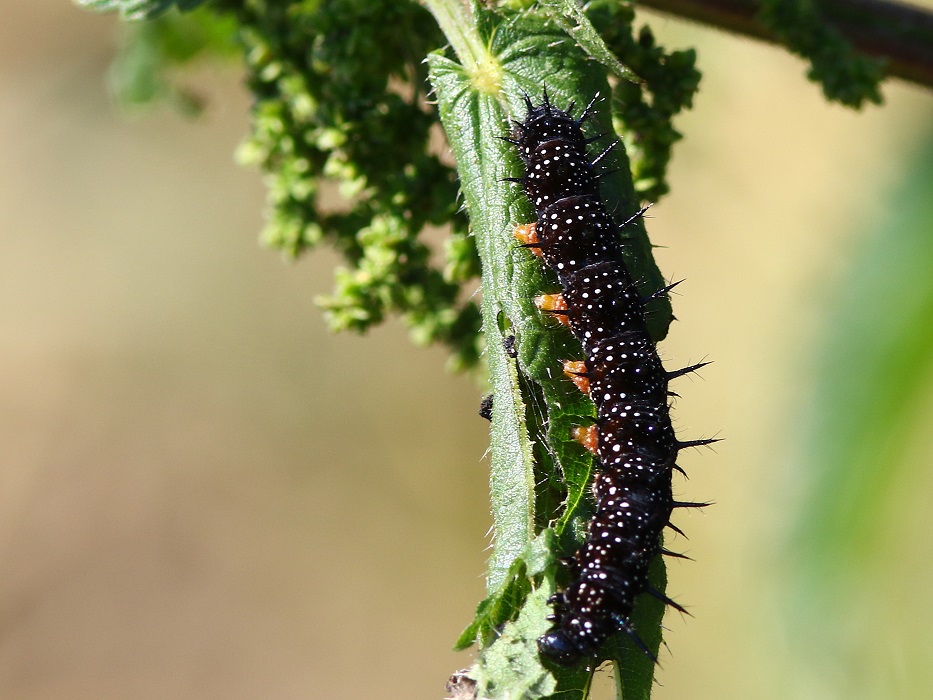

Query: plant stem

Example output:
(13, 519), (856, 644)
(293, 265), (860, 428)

(422, 0), (486, 74)
(637, 0), (933, 88)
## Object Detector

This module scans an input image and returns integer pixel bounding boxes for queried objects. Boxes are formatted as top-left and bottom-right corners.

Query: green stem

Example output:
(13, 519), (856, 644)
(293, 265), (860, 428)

(427, 54), (538, 593)
(421, 0), (486, 74)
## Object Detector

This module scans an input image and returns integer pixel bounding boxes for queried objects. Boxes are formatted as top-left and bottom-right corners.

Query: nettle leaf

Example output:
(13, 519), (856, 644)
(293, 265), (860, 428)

(471, 585), (589, 700)
(76, 0), (206, 20)
(429, 8), (671, 698)
(538, 0), (642, 85)
(454, 531), (560, 654)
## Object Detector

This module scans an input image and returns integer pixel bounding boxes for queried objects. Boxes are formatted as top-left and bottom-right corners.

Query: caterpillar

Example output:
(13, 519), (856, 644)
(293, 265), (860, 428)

(503, 92), (711, 666)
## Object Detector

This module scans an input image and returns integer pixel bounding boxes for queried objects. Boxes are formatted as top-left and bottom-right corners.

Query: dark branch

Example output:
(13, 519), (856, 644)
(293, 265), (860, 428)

(637, 0), (933, 89)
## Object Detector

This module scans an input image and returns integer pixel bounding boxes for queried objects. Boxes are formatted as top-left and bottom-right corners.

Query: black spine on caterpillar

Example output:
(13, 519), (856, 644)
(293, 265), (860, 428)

(507, 92), (702, 666)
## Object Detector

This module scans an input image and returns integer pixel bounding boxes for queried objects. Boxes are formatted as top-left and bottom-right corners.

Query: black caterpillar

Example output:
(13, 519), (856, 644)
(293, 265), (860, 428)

(504, 92), (711, 666)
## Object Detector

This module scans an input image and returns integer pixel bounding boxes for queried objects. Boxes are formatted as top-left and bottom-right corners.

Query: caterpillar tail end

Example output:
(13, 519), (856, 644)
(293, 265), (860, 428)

(537, 630), (582, 667)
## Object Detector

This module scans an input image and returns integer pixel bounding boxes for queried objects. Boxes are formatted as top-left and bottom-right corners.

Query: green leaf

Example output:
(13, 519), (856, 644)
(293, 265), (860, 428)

(428, 50), (538, 593)
(429, 8), (674, 697)
(539, 0), (641, 85)
(453, 532), (554, 653)
(470, 585), (589, 700)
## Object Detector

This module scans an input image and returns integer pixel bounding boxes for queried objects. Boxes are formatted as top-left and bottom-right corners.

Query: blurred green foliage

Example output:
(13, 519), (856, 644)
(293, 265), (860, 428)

(110, 8), (239, 112)
(788, 128), (933, 695)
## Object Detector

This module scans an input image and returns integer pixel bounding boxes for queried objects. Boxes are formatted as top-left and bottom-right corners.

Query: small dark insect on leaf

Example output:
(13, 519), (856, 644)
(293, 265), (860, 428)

(478, 394), (494, 422)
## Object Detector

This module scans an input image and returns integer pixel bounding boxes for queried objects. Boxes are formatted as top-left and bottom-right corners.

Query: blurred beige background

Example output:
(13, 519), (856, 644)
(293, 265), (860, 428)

(2, 2), (932, 699)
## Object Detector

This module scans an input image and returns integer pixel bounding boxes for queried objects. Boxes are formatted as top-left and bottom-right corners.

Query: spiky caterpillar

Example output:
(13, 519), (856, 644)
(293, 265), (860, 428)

(505, 93), (710, 666)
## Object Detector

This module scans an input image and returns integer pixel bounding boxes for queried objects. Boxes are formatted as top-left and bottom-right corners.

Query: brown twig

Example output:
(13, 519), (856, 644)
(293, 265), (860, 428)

(637, 0), (933, 89)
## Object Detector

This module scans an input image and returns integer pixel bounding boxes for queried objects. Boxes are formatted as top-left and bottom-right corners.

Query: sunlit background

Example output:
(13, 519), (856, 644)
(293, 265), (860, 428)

(2, 2), (933, 698)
